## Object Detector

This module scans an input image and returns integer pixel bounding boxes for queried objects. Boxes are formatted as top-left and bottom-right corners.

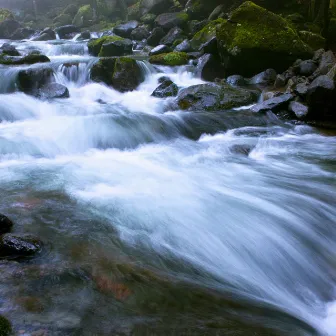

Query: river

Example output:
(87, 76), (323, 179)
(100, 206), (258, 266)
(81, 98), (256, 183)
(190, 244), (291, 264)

(0, 37), (335, 336)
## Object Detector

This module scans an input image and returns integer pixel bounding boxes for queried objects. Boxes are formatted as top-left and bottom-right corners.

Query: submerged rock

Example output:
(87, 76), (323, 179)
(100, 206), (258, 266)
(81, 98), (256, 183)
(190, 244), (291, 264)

(149, 52), (189, 66)
(0, 315), (12, 336)
(0, 214), (13, 235)
(176, 83), (258, 111)
(0, 234), (43, 259)
(38, 83), (70, 99)
(151, 79), (178, 97)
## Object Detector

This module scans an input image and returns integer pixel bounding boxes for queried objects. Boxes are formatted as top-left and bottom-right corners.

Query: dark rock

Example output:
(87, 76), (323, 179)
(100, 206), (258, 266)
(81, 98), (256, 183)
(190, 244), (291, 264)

(151, 79), (178, 97)
(230, 144), (253, 156)
(99, 39), (133, 57)
(10, 27), (35, 40)
(209, 5), (224, 20)
(316, 51), (336, 75)
(297, 60), (317, 77)
(294, 83), (309, 97)
(289, 101), (309, 119)
(176, 83), (258, 111)
(196, 53), (224, 81)
(0, 315), (12, 336)
(140, 0), (174, 16)
(226, 75), (247, 86)
(91, 57), (144, 92)
(0, 54), (50, 65)
(251, 93), (294, 113)
(140, 13), (157, 24)
(190, 20), (222, 52)
(155, 12), (189, 31)
(188, 19), (209, 36)
(55, 25), (80, 39)
(199, 36), (218, 54)
(0, 234), (43, 259)
(130, 26), (150, 40)
(114, 21), (139, 38)
(274, 74), (286, 88)
(188, 51), (203, 59)
(160, 27), (185, 46)
(0, 43), (20, 56)
(38, 83), (70, 99)
(0, 19), (21, 39)
(158, 76), (170, 83)
(312, 49), (324, 62)
(0, 214), (13, 235)
(174, 39), (193, 52)
(248, 69), (277, 85)
(149, 44), (172, 56)
(31, 33), (52, 41)
(17, 68), (54, 94)
(88, 36), (125, 56)
(147, 27), (165, 46)
(77, 30), (91, 40)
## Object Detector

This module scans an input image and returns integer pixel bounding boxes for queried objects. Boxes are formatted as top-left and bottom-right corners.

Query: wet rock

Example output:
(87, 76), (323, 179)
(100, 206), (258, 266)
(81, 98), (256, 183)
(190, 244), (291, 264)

(114, 21), (139, 38)
(160, 27), (185, 46)
(188, 19), (209, 36)
(31, 27), (56, 41)
(0, 234), (43, 259)
(155, 12), (189, 31)
(174, 39), (193, 53)
(230, 144), (253, 156)
(0, 43), (20, 56)
(77, 30), (91, 40)
(0, 315), (12, 336)
(190, 19), (222, 51)
(147, 27), (165, 46)
(0, 214), (13, 235)
(0, 19), (21, 39)
(274, 74), (286, 88)
(196, 53), (224, 81)
(99, 39), (133, 57)
(149, 44), (172, 56)
(131, 26), (150, 40)
(248, 69), (277, 85)
(289, 101), (309, 119)
(88, 36), (124, 56)
(151, 79), (178, 98)
(38, 83), (70, 99)
(139, 0), (174, 16)
(55, 25), (80, 39)
(149, 52), (189, 66)
(10, 27), (35, 40)
(251, 93), (294, 113)
(0, 54), (50, 65)
(176, 83), (258, 111)
(91, 57), (143, 92)
(294, 83), (309, 97)
(296, 60), (317, 77)
(316, 50), (336, 75)
(199, 36), (218, 54)
(226, 75), (247, 86)
(17, 68), (54, 95)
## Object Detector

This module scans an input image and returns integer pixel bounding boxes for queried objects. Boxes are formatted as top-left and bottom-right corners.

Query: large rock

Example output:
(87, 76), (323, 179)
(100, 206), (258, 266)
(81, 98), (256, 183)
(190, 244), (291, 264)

(247, 69), (277, 85)
(185, 0), (222, 20)
(33, 27), (56, 41)
(174, 39), (193, 52)
(130, 26), (150, 40)
(146, 27), (165, 45)
(10, 27), (35, 40)
(149, 52), (189, 66)
(0, 54), (50, 65)
(0, 19), (21, 39)
(151, 79), (178, 97)
(91, 57), (144, 92)
(38, 83), (70, 99)
(114, 21), (139, 38)
(155, 12), (189, 31)
(54, 13), (73, 27)
(0, 43), (20, 56)
(298, 31), (325, 51)
(316, 50), (336, 75)
(0, 214), (13, 235)
(88, 35), (124, 56)
(160, 27), (185, 46)
(296, 60), (317, 77)
(17, 67), (54, 95)
(72, 5), (94, 27)
(216, 2), (312, 77)
(0, 234), (43, 259)
(99, 39), (133, 57)
(176, 83), (258, 111)
(196, 53), (224, 81)
(55, 25), (80, 39)
(0, 315), (12, 336)
(140, 0), (174, 16)
(251, 93), (294, 113)
(288, 101), (309, 119)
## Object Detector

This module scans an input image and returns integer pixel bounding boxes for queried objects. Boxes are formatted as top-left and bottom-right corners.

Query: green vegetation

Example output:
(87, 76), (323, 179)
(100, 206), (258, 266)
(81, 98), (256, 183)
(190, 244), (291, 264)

(191, 18), (224, 49)
(149, 52), (189, 66)
(0, 316), (11, 336)
(0, 8), (13, 22)
(88, 35), (124, 56)
(299, 30), (325, 50)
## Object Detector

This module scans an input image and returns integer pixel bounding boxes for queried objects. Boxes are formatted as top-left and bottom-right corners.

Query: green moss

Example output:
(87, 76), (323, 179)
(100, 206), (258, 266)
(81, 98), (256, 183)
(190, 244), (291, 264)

(63, 4), (78, 16)
(299, 31), (325, 51)
(191, 18), (224, 49)
(140, 13), (156, 24)
(53, 14), (72, 26)
(88, 35), (124, 56)
(128, 1), (141, 20)
(176, 12), (189, 21)
(0, 8), (13, 22)
(172, 38), (184, 47)
(149, 52), (189, 66)
(73, 5), (94, 27)
(0, 315), (12, 336)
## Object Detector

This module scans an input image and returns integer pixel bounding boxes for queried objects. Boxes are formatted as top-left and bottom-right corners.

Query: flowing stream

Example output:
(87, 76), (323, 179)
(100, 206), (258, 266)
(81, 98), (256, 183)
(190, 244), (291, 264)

(0, 38), (336, 336)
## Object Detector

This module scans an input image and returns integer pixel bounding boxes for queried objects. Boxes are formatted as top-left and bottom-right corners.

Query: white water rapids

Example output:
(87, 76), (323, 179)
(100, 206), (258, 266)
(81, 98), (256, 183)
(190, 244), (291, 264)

(0, 38), (335, 336)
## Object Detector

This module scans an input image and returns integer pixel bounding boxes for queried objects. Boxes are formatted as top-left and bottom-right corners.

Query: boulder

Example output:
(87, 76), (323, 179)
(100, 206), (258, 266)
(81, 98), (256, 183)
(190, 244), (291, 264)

(0, 315), (12, 336)
(38, 83), (70, 99)
(185, 0), (222, 20)
(294, 82), (309, 97)
(114, 21), (139, 38)
(53, 13), (73, 26)
(149, 44), (172, 55)
(140, 13), (157, 24)
(0, 43), (20, 56)
(151, 79), (178, 97)
(251, 93), (294, 113)
(288, 101), (309, 119)
(147, 27), (165, 45)
(216, 2), (312, 77)
(72, 5), (94, 27)
(176, 83), (258, 111)
(296, 60), (317, 77)
(17, 67), (54, 95)
(99, 39), (133, 57)
(316, 51), (336, 75)
(248, 69), (277, 85)
(274, 74), (286, 88)
(188, 19), (209, 36)
(0, 234), (43, 259)
(10, 27), (35, 40)
(174, 39), (193, 52)
(140, 0), (174, 16)
(154, 12), (189, 31)
(0, 54), (50, 65)
(0, 214), (13, 235)
(91, 57), (144, 92)
(226, 75), (247, 86)
(149, 52), (189, 66)
(0, 19), (21, 39)
(160, 27), (185, 46)
(55, 25), (80, 39)
(88, 35), (124, 56)
(77, 30), (91, 40)
(130, 26), (150, 40)
(196, 53), (224, 81)
(298, 31), (325, 51)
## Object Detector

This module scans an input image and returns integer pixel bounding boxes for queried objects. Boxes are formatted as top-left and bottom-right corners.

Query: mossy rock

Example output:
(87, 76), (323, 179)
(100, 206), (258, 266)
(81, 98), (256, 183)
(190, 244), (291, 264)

(0, 53), (50, 65)
(73, 5), (94, 27)
(63, 4), (78, 17)
(149, 52), (189, 66)
(216, 1), (313, 77)
(53, 14), (72, 26)
(88, 35), (124, 56)
(299, 31), (325, 51)
(0, 9), (13, 22)
(0, 315), (12, 336)
(140, 13), (157, 24)
(128, 2), (142, 20)
(190, 18), (224, 50)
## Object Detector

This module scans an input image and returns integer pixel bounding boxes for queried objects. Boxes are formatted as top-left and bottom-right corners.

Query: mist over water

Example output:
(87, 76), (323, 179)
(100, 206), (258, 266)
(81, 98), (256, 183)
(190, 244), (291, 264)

(0, 38), (336, 336)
